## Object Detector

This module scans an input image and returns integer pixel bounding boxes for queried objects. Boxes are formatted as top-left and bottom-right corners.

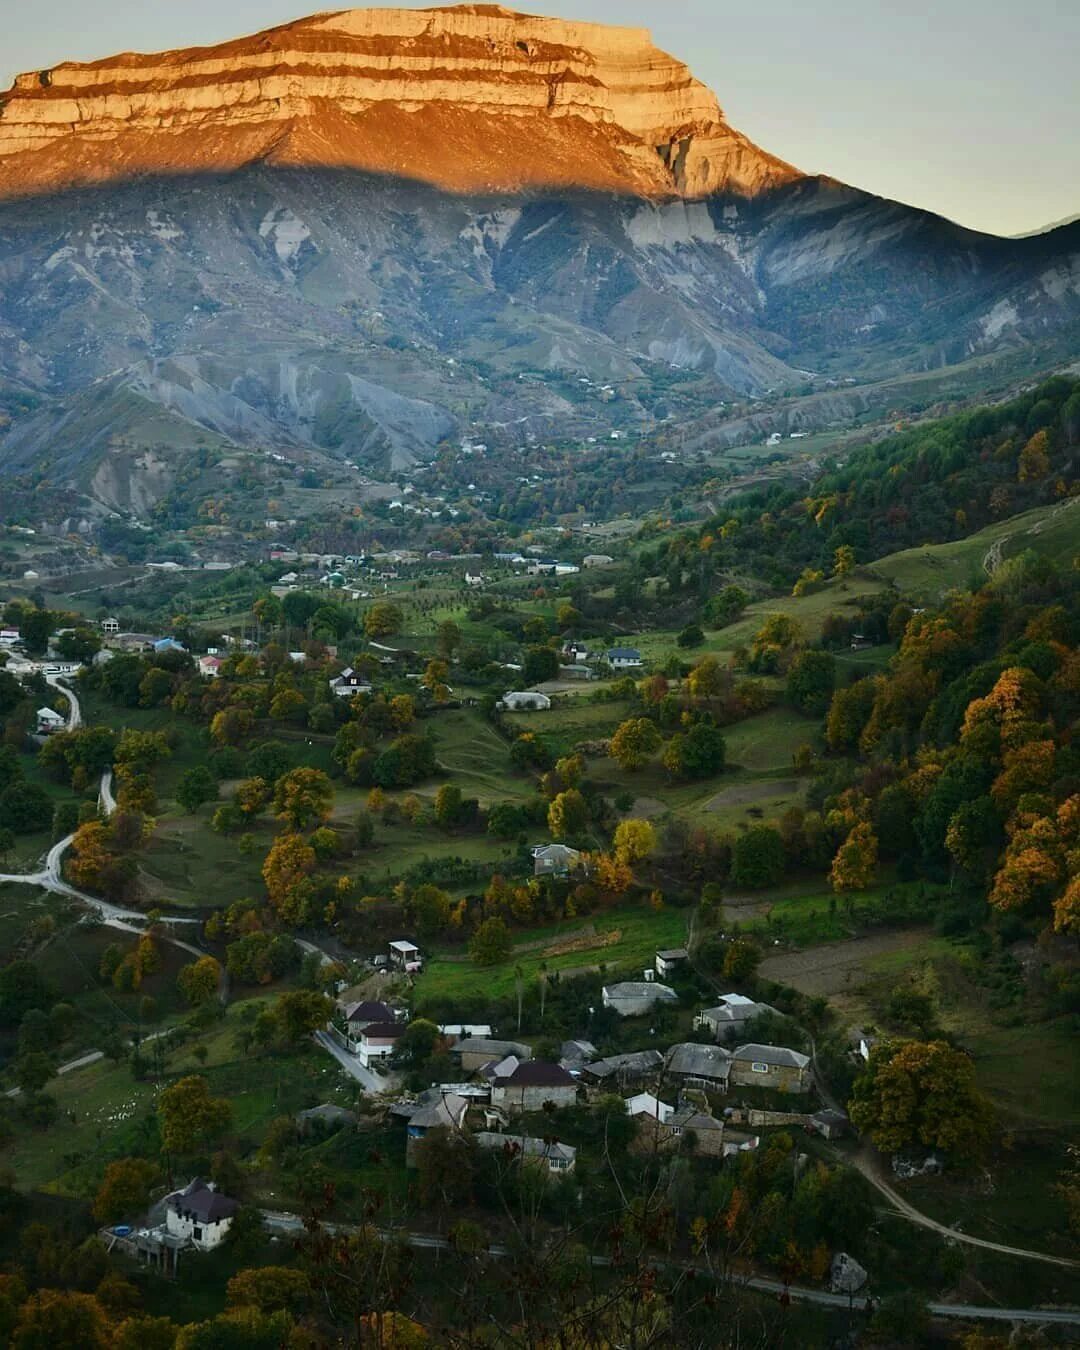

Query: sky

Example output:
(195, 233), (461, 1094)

(2, 0), (1077, 237)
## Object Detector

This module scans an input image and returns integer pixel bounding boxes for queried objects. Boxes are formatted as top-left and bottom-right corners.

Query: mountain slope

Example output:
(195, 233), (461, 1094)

(0, 7), (1078, 510)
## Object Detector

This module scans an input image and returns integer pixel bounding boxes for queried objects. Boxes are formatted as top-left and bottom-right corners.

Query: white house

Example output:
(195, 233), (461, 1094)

(694, 994), (778, 1040)
(355, 1020), (406, 1069)
(501, 691), (552, 711)
(582, 555), (614, 568)
(389, 939), (421, 971)
(0, 629), (20, 646)
(655, 948), (689, 977)
(329, 667), (373, 698)
(164, 1178), (239, 1251)
(197, 655), (223, 679)
(605, 647), (643, 670)
(601, 981), (678, 1018)
(100, 617), (120, 635)
(625, 1092), (674, 1124)
(531, 843), (582, 878)
(36, 706), (66, 735)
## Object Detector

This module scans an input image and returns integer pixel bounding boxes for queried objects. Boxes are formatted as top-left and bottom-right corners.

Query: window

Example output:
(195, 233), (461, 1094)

(193, 1226), (203, 1240)
(751, 1062), (770, 1074)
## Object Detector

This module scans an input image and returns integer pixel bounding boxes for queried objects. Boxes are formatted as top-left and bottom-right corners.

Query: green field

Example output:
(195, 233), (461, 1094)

(414, 899), (690, 1004)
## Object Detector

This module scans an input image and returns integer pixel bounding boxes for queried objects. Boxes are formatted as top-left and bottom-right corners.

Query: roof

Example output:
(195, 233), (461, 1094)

(656, 948), (689, 961)
(665, 1043), (732, 1080)
(36, 706), (64, 720)
(625, 1092), (672, 1122)
(699, 997), (777, 1025)
(474, 1133), (576, 1164)
(296, 1104), (358, 1125)
(503, 1061), (576, 1088)
(361, 1021), (407, 1041)
(669, 1110), (723, 1132)
(454, 1037), (531, 1059)
(560, 1039), (598, 1063)
(607, 647), (641, 659)
(585, 1050), (664, 1079)
(389, 939), (420, 953)
(343, 1000), (394, 1024)
(479, 1054), (522, 1083)
(733, 1043), (810, 1069)
(407, 1092), (469, 1130)
(603, 981), (677, 1001)
(168, 1178), (239, 1224)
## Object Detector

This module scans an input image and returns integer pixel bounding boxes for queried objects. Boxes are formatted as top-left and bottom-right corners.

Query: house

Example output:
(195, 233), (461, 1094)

(35, 706), (66, 735)
(355, 1021), (406, 1069)
(661, 1110), (728, 1157)
(562, 641), (591, 663)
(198, 655), (223, 679)
(625, 1092), (673, 1124)
(454, 1037), (532, 1074)
(850, 1028), (878, 1063)
(655, 948), (689, 977)
(560, 1039), (598, 1071)
(164, 1178), (238, 1251)
(388, 939), (421, 972)
(0, 629), (20, 646)
(604, 647), (643, 671)
(153, 637), (186, 654)
(474, 1132), (577, 1176)
(664, 1043), (732, 1091)
(601, 981), (678, 1018)
(531, 843), (583, 878)
(438, 1023), (492, 1040)
(500, 691), (552, 711)
(295, 1104), (358, 1135)
(490, 1061), (578, 1113)
(340, 1000), (397, 1051)
(583, 554), (614, 568)
(329, 667), (374, 699)
(582, 1049), (663, 1088)
(809, 1109), (849, 1141)
(100, 617), (120, 635)
(694, 995), (778, 1041)
(729, 1044), (811, 1094)
(403, 1090), (470, 1164)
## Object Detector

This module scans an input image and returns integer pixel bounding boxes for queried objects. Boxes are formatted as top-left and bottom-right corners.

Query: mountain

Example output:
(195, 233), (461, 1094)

(0, 5), (1078, 512)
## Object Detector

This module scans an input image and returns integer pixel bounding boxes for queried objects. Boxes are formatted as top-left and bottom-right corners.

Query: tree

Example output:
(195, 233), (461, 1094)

(849, 1039), (995, 1158)
(158, 1075), (232, 1155)
(785, 649), (836, 716)
(1017, 428), (1050, 481)
(0, 782), (53, 835)
(548, 789), (588, 841)
(273, 767), (333, 830)
(210, 707), (255, 747)
(12, 1290), (108, 1350)
(677, 623), (704, 649)
(234, 777), (270, 818)
(829, 822), (878, 893)
(394, 1018), (441, 1067)
(227, 1266), (310, 1316)
(436, 620), (462, 660)
(686, 656), (730, 704)
(613, 818), (657, 866)
(522, 644), (559, 685)
(15, 1052), (54, 1094)
(363, 602), (403, 638)
(610, 718), (661, 772)
(18, 609), (54, 656)
(270, 990), (334, 1043)
(262, 833), (317, 924)
(56, 627), (102, 663)
(730, 825), (786, 890)
(722, 938), (761, 983)
(662, 722), (726, 780)
(434, 784), (463, 829)
(93, 1157), (159, 1223)
(177, 957), (221, 1007)
(825, 678), (878, 752)
(833, 545), (856, 576)
(469, 917), (512, 966)
(177, 766), (219, 814)
(705, 586), (748, 629)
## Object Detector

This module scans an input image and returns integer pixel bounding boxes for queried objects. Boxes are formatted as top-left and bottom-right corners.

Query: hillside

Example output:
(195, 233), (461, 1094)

(0, 8), (1077, 509)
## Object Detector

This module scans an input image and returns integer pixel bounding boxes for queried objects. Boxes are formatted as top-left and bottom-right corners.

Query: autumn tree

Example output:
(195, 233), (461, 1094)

(93, 1157), (159, 1223)
(234, 777), (271, 818)
(262, 833), (317, 924)
(547, 788), (588, 841)
(177, 957), (221, 1007)
(158, 1075), (232, 1155)
(610, 718), (661, 772)
(829, 822), (878, 893)
(226, 1265), (310, 1316)
(662, 721), (726, 780)
(849, 1040), (994, 1159)
(1017, 428), (1050, 481)
(363, 602), (404, 638)
(265, 990), (334, 1043)
(273, 767), (333, 830)
(833, 544), (856, 576)
(469, 916), (512, 966)
(613, 818), (657, 866)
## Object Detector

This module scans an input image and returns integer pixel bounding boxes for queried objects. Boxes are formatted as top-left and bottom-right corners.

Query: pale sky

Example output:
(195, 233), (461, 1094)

(2, 0), (1077, 237)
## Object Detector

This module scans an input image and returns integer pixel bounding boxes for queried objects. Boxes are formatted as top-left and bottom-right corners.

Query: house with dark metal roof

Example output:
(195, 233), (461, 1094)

(602, 980), (678, 1017)
(664, 1042), (732, 1090)
(164, 1178), (239, 1251)
(694, 994), (778, 1041)
(581, 1049), (663, 1087)
(490, 1061), (578, 1113)
(729, 1043), (811, 1093)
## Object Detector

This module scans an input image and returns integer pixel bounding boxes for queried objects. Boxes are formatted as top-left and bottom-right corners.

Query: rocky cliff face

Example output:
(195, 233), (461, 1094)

(0, 4), (799, 199)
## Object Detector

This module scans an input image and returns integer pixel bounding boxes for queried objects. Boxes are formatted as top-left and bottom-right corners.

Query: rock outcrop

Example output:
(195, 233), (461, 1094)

(0, 4), (800, 199)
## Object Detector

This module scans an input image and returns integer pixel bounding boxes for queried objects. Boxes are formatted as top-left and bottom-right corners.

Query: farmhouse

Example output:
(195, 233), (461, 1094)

(35, 706), (66, 734)
(694, 994), (778, 1040)
(664, 1042), (732, 1091)
(474, 1133), (577, 1176)
(164, 1178), (238, 1252)
(601, 981), (678, 1018)
(489, 1061), (578, 1113)
(729, 1044), (811, 1093)
(454, 1037), (531, 1073)
(501, 691), (552, 711)
(605, 647), (643, 670)
(531, 843), (583, 878)
(655, 948), (689, 977)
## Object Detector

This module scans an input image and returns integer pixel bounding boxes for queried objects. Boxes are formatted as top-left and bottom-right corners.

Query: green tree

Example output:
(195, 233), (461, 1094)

(177, 957), (221, 1007)
(522, 645), (559, 685)
(547, 788), (588, 841)
(363, 603), (404, 638)
(176, 766), (219, 814)
(270, 990), (334, 1043)
(785, 649), (836, 716)
(469, 917), (512, 966)
(730, 825), (786, 890)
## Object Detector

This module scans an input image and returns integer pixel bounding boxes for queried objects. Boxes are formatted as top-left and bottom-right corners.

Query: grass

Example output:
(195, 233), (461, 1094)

(140, 813), (271, 909)
(430, 708), (534, 803)
(414, 898), (689, 1004)
(503, 698), (633, 759)
(722, 708), (820, 774)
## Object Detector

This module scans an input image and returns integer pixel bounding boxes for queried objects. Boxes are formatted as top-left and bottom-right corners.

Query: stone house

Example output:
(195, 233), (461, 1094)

(729, 1044), (811, 1094)
(694, 994), (778, 1041)
(663, 1042), (732, 1092)
(490, 1061), (578, 1113)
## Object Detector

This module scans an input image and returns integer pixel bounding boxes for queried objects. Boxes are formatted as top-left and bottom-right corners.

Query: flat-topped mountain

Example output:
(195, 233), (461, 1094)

(0, 7), (1077, 509)
(0, 4), (799, 199)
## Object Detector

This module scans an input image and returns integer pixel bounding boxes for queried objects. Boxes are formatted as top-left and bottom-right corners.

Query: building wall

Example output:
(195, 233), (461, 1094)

(729, 1062), (808, 1093)
(165, 1210), (233, 1251)
(494, 1084), (577, 1113)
